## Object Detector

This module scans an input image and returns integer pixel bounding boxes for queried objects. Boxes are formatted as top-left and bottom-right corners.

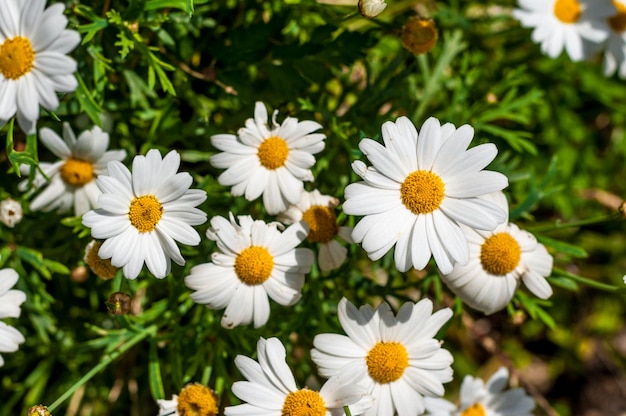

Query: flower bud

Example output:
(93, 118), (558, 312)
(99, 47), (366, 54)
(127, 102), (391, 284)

(358, 0), (386, 18)
(401, 17), (438, 55)
(28, 405), (51, 416)
(0, 198), (23, 228)
(107, 292), (132, 315)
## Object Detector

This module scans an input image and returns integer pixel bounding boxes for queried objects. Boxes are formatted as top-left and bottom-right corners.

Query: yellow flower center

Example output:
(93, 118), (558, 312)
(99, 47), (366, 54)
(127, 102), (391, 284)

(59, 158), (95, 187)
(234, 246), (274, 285)
(553, 0), (581, 24)
(400, 170), (445, 215)
(128, 195), (163, 233)
(302, 205), (339, 244)
(480, 232), (522, 275)
(0, 36), (35, 80)
(366, 342), (409, 384)
(401, 17), (438, 55)
(85, 241), (119, 280)
(257, 136), (289, 170)
(281, 389), (326, 416)
(177, 383), (219, 416)
(461, 403), (486, 416)
(608, 1), (626, 32)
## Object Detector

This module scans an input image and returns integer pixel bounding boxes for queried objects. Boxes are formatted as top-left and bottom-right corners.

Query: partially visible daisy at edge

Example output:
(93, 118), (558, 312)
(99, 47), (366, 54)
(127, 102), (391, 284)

(278, 189), (353, 272)
(82, 149), (207, 279)
(185, 213), (313, 328)
(439, 192), (553, 315)
(0, 0), (81, 134)
(424, 366), (535, 416)
(602, 0), (626, 77)
(0, 268), (26, 367)
(343, 115), (508, 275)
(512, 0), (614, 62)
(157, 383), (219, 416)
(19, 123), (126, 216)
(225, 337), (373, 416)
(210, 101), (326, 215)
(311, 297), (454, 416)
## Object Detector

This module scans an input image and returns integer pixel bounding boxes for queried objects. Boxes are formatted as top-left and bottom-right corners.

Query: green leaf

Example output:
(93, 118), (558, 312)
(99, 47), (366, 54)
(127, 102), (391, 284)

(144, 0), (194, 14)
(546, 276), (579, 291)
(75, 73), (104, 127)
(536, 235), (588, 258)
(149, 340), (165, 400)
(15, 247), (51, 279)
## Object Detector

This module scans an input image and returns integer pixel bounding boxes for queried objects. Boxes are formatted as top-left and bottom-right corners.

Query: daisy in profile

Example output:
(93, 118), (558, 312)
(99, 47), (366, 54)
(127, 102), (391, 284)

(278, 189), (353, 272)
(184, 214), (314, 329)
(82, 149), (207, 279)
(225, 337), (372, 416)
(603, 1), (626, 78)
(439, 192), (553, 315)
(19, 123), (126, 216)
(0, 0), (80, 134)
(343, 116), (508, 275)
(512, 0), (614, 62)
(311, 297), (454, 416)
(157, 383), (219, 416)
(83, 240), (119, 280)
(0, 268), (26, 367)
(424, 366), (535, 416)
(210, 102), (326, 215)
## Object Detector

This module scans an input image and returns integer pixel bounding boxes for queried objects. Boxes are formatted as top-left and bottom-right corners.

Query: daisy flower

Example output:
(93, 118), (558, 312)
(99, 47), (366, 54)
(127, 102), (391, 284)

(0, 0), (80, 134)
(157, 383), (219, 416)
(225, 337), (372, 416)
(439, 192), (553, 315)
(184, 213), (314, 328)
(603, 1), (626, 77)
(19, 123), (127, 216)
(210, 101), (326, 215)
(311, 297), (454, 416)
(84, 240), (119, 280)
(278, 189), (353, 272)
(0, 268), (26, 367)
(512, 0), (614, 62)
(82, 149), (207, 279)
(343, 116), (508, 275)
(424, 366), (535, 416)
(0, 197), (23, 228)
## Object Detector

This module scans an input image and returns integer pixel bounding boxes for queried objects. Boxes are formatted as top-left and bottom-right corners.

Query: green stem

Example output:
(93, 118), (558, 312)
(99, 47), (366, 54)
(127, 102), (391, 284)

(528, 213), (620, 233)
(552, 268), (619, 292)
(47, 325), (157, 412)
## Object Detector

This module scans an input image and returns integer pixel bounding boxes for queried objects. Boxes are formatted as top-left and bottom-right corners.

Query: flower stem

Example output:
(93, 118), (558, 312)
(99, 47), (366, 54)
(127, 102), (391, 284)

(528, 213), (620, 233)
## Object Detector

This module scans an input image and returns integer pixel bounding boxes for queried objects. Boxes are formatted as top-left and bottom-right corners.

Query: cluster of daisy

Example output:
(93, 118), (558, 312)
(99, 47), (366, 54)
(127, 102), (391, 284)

(514, 0), (626, 78)
(0, 268), (26, 367)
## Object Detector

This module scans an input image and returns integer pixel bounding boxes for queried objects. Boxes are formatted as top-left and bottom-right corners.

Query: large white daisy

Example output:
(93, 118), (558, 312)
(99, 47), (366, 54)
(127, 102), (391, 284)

(210, 101), (326, 215)
(184, 213), (314, 329)
(0, 268), (26, 367)
(424, 366), (535, 416)
(19, 123), (126, 216)
(603, 1), (626, 77)
(343, 116), (508, 275)
(278, 189), (353, 272)
(82, 149), (207, 279)
(225, 337), (372, 416)
(0, 0), (80, 134)
(311, 297), (454, 416)
(513, 0), (614, 62)
(439, 192), (553, 315)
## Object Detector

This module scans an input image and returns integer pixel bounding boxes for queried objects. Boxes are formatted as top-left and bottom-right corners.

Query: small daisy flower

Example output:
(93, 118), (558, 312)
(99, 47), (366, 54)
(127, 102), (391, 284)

(19, 123), (127, 216)
(82, 149), (207, 279)
(0, 0), (80, 134)
(424, 366), (535, 416)
(83, 240), (119, 280)
(185, 214), (314, 328)
(439, 192), (553, 315)
(603, 1), (626, 77)
(0, 268), (26, 367)
(0, 198), (23, 228)
(513, 0), (614, 62)
(358, 0), (387, 18)
(311, 297), (454, 416)
(344, 116), (508, 275)
(157, 383), (219, 416)
(278, 189), (353, 272)
(225, 337), (372, 416)
(210, 102), (326, 215)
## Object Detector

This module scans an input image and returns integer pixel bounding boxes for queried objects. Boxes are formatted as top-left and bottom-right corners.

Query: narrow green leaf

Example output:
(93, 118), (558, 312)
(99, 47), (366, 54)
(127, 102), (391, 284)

(536, 235), (588, 258)
(75, 73), (104, 127)
(149, 340), (165, 400)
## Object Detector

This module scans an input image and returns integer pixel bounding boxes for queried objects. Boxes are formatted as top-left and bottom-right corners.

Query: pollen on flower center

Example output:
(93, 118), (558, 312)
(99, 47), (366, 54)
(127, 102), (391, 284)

(461, 403), (486, 416)
(234, 246), (274, 285)
(302, 205), (339, 243)
(608, 1), (626, 32)
(281, 388), (326, 416)
(366, 341), (409, 384)
(177, 383), (219, 416)
(257, 136), (289, 170)
(0, 36), (35, 80)
(60, 158), (95, 187)
(480, 232), (522, 275)
(553, 0), (581, 24)
(128, 195), (163, 233)
(400, 170), (445, 215)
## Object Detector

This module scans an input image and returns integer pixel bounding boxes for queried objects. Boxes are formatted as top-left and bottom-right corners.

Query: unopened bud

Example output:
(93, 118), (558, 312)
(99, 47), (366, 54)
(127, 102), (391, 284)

(358, 0), (386, 18)
(0, 198), (23, 228)
(70, 265), (89, 283)
(107, 292), (132, 315)
(28, 405), (51, 416)
(401, 17), (438, 55)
